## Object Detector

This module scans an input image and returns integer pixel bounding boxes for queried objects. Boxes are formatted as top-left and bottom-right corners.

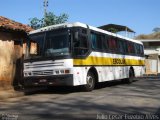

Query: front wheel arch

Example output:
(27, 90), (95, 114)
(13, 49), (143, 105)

(88, 67), (98, 83)
(83, 67), (98, 92)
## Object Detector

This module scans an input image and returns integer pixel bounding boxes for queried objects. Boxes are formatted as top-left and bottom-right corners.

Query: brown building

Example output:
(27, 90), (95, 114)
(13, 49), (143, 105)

(0, 16), (33, 90)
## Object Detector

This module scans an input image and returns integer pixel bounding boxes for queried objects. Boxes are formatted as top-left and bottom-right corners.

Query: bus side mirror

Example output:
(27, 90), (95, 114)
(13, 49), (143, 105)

(74, 32), (79, 41)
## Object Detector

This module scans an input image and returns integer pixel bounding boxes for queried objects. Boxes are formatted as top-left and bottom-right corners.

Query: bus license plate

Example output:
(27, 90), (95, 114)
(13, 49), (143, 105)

(39, 79), (47, 83)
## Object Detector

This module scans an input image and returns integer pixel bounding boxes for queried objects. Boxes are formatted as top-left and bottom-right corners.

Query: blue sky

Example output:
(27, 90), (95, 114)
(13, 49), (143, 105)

(0, 0), (160, 35)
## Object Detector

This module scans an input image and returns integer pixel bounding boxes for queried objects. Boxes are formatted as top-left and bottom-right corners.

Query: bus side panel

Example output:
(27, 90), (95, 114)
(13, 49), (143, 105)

(72, 65), (145, 86)
(97, 66), (129, 82)
(73, 66), (130, 85)
(133, 66), (145, 77)
(73, 67), (88, 86)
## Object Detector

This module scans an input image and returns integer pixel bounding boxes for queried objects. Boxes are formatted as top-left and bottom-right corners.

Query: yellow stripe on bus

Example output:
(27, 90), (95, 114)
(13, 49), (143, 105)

(73, 56), (145, 66)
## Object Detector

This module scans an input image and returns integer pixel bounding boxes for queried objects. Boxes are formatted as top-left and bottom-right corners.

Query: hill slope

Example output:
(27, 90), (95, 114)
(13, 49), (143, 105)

(135, 32), (160, 39)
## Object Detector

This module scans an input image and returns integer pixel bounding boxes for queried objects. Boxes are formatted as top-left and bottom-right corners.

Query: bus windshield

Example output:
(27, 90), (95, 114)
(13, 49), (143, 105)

(27, 29), (70, 59)
(45, 32), (69, 57)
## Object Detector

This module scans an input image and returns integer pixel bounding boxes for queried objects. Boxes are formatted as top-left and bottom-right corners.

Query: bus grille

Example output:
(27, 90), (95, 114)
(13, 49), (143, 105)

(32, 70), (53, 76)
(24, 61), (64, 69)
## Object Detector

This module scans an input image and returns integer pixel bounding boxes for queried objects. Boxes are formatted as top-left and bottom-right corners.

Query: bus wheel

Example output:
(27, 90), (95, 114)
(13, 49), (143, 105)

(127, 69), (135, 83)
(83, 72), (95, 92)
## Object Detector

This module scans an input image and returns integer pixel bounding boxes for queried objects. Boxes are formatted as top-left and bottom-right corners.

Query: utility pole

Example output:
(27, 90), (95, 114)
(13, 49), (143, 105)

(43, 0), (49, 26)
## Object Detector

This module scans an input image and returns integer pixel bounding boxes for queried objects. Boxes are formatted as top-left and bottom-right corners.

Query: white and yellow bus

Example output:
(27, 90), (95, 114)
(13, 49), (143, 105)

(23, 22), (145, 91)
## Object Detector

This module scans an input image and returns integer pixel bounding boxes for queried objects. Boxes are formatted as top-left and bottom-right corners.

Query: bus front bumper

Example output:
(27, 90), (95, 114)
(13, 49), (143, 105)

(23, 74), (73, 87)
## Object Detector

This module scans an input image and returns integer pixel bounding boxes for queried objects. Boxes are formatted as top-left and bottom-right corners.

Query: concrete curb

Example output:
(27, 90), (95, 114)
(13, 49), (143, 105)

(0, 89), (24, 100)
(142, 75), (160, 79)
(0, 87), (47, 101)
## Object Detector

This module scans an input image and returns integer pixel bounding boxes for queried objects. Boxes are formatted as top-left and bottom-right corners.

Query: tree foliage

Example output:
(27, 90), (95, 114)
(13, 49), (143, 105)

(29, 12), (69, 29)
(153, 27), (160, 33)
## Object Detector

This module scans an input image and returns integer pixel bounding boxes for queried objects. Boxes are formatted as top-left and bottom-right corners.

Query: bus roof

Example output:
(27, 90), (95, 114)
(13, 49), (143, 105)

(29, 22), (142, 45)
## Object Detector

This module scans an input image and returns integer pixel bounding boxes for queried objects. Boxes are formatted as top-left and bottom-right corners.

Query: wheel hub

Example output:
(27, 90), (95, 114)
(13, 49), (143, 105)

(87, 76), (93, 88)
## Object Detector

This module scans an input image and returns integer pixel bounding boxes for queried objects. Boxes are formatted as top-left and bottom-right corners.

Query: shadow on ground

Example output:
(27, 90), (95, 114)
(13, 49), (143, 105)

(0, 77), (160, 120)
(24, 79), (132, 95)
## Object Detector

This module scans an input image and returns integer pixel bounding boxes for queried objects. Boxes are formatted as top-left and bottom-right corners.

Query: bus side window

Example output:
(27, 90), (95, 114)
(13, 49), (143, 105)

(73, 33), (89, 56)
(103, 36), (108, 51)
(97, 34), (104, 50)
(91, 33), (97, 49)
(108, 37), (117, 52)
(128, 42), (131, 53)
(118, 39), (125, 54)
(90, 32), (103, 51)
(132, 43), (136, 54)
(135, 44), (141, 55)
(134, 43), (137, 55)
(140, 45), (144, 56)
(123, 41), (128, 54)
(128, 42), (135, 54)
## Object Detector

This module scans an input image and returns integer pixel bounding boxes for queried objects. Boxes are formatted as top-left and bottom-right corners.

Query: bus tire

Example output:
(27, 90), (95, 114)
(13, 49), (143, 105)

(127, 68), (135, 83)
(83, 71), (95, 92)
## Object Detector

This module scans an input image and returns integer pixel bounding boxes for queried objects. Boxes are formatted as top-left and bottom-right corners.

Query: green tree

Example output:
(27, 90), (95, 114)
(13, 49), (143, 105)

(153, 27), (160, 33)
(29, 12), (69, 29)
(29, 17), (42, 30)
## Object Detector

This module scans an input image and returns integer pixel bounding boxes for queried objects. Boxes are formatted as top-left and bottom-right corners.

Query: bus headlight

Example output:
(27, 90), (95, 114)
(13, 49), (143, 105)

(24, 72), (32, 76)
(54, 69), (70, 74)
(60, 70), (64, 74)
(24, 72), (28, 76)
(64, 70), (70, 74)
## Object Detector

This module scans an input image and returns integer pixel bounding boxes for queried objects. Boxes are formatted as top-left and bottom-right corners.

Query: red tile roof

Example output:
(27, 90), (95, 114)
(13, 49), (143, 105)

(0, 16), (34, 33)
